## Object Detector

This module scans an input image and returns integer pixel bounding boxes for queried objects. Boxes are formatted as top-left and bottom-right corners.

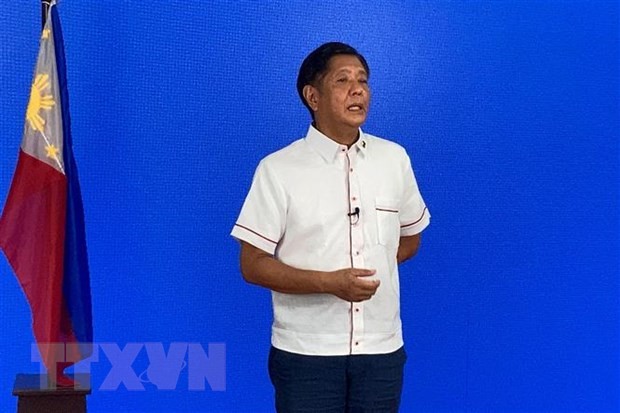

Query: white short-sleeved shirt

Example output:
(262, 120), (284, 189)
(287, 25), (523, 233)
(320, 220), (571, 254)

(231, 125), (430, 356)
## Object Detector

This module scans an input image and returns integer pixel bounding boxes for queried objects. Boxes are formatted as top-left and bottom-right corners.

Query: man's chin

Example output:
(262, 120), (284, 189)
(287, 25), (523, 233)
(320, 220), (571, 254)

(347, 118), (367, 130)
(344, 112), (367, 128)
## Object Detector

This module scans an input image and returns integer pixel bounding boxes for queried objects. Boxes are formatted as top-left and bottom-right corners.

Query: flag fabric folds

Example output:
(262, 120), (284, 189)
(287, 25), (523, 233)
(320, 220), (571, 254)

(0, 2), (92, 374)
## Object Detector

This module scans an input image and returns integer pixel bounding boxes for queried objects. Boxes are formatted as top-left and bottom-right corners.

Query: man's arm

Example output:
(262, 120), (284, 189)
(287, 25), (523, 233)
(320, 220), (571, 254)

(240, 241), (380, 302)
(397, 234), (421, 264)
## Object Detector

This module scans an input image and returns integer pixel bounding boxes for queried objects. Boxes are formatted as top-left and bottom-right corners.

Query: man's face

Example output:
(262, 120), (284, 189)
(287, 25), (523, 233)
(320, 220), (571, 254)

(311, 54), (370, 133)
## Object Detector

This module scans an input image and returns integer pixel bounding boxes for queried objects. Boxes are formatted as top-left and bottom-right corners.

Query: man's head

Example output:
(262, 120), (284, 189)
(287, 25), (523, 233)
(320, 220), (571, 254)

(297, 42), (371, 136)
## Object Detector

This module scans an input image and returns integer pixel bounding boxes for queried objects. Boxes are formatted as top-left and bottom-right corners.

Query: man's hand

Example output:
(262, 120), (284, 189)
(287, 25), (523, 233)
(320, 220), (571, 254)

(324, 268), (380, 302)
(240, 241), (379, 301)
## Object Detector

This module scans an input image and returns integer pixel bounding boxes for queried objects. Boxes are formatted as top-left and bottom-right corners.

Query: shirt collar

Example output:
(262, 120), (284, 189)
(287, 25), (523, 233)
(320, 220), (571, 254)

(305, 124), (369, 163)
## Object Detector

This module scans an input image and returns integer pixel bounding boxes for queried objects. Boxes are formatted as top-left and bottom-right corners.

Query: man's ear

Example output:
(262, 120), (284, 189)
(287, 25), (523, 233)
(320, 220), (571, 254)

(303, 84), (319, 112)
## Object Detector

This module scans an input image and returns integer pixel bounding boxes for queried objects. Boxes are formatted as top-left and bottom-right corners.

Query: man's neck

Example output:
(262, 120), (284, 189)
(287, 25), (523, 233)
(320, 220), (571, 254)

(313, 122), (360, 148)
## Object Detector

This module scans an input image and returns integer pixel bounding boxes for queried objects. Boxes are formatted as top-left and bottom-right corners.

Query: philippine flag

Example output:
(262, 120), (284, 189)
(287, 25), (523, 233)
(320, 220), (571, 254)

(0, 2), (92, 384)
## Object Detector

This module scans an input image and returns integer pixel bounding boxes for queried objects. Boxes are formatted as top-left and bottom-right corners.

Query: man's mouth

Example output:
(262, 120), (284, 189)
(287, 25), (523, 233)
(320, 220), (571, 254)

(347, 104), (364, 112)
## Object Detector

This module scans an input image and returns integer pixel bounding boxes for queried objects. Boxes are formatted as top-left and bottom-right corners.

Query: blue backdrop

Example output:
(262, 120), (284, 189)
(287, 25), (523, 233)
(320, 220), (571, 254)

(0, 1), (618, 412)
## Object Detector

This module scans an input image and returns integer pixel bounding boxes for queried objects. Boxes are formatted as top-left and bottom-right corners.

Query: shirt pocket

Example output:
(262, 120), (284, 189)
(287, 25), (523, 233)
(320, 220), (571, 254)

(375, 197), (400, 249)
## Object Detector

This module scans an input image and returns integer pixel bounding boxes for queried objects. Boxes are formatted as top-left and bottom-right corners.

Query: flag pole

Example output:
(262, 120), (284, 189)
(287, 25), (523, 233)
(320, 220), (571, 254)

(41, 0), (51, 28)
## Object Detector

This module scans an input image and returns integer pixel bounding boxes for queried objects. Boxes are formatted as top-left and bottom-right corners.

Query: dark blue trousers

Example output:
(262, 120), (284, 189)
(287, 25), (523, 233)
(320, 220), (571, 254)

(268, 346), (406, 413)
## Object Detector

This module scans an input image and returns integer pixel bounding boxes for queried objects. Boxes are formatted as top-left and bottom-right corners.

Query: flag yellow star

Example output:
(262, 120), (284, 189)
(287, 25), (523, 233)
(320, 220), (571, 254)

(41, 29), (51, 40)
(45, 144), (60, 160)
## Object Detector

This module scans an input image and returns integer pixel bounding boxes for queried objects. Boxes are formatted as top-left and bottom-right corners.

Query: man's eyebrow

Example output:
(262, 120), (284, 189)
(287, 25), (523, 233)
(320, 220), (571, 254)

(332, 68), (368, 76)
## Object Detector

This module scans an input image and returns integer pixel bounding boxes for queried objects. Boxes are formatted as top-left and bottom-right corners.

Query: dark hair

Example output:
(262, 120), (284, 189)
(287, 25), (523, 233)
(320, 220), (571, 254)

(296, 42), (370, 118)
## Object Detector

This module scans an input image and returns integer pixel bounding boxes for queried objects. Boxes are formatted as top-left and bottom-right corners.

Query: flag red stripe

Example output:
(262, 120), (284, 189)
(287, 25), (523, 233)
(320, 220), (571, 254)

(0, 150), (77, 366)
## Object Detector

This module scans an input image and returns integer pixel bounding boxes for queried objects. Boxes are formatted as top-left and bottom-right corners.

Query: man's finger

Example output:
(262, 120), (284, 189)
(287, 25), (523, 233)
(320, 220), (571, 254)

(351, 268), (376, 277)
(355, 278), (380, 292)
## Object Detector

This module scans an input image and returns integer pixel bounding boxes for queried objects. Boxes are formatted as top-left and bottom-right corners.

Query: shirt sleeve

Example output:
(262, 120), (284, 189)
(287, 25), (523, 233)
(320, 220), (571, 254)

(230, 159), (287, 255)
(399, 151), (430, 236)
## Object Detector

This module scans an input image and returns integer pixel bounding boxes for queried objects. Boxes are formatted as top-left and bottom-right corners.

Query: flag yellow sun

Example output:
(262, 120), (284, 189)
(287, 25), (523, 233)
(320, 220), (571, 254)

(45, 144), (60, 160)
(26, 74), (55, 132)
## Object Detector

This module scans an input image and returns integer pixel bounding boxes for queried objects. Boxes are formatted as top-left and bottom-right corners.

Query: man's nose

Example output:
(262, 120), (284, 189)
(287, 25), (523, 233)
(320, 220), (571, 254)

(351, 82), (365, 95)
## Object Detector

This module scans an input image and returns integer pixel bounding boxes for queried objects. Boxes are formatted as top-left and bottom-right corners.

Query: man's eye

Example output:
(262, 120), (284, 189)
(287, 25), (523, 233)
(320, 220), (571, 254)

(359, 79), (368, 84)
(336, 78), (347, 83)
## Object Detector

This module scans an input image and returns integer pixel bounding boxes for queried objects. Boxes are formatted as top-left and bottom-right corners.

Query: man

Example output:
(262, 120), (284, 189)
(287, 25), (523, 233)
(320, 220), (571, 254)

(231, 42), (430, 412)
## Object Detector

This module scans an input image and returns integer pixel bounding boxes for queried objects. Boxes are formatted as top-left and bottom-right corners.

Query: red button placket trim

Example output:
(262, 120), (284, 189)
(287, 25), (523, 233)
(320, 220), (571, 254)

(346, 147), (365, 354)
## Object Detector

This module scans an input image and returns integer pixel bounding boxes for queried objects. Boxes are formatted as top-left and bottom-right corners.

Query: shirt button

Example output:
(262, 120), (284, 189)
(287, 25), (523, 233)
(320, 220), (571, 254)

(355, 342), (359, 346)
(350, 168), (353, 173)
(355, 308), (360, 313)
(352, 197), (357, 201)
(355, 251), (360, 256)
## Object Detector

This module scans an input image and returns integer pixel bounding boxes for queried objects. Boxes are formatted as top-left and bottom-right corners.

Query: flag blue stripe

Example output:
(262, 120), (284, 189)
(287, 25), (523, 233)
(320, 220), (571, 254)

(52, 5), (93, 345)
